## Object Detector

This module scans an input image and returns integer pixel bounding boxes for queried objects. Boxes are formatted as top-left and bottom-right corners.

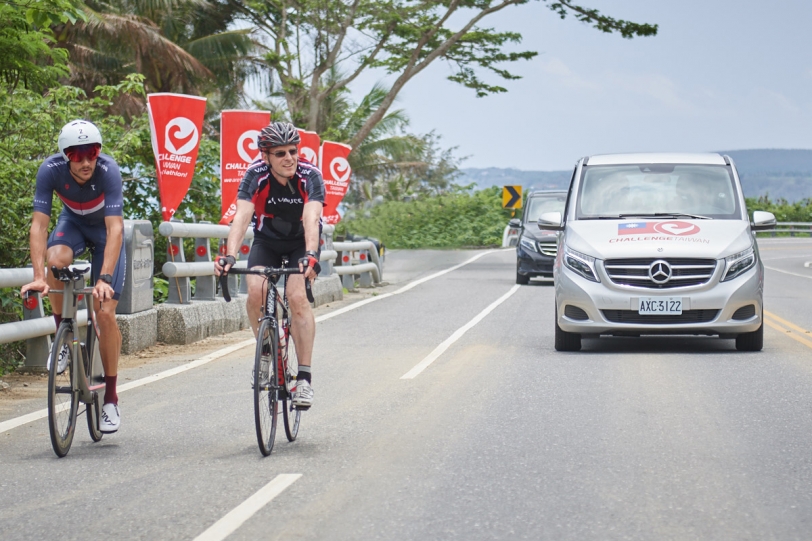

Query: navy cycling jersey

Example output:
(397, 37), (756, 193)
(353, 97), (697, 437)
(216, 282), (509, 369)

(33, 153), (124, 225)
(236, 158), (325, 241)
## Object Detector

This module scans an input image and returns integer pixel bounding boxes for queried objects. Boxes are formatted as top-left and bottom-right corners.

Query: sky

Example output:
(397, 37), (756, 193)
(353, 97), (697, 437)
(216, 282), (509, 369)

(345, 0), (812, 171)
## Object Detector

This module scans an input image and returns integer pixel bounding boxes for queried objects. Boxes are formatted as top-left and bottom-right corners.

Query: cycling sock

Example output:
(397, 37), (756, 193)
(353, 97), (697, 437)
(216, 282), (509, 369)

(54, 314), (62, 329)
(104, 375), (118, 405)
(297, 366), (311, 383)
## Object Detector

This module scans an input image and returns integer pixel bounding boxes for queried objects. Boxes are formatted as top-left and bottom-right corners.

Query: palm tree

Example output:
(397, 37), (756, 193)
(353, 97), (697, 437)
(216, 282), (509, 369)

(53, 0), (254, 109)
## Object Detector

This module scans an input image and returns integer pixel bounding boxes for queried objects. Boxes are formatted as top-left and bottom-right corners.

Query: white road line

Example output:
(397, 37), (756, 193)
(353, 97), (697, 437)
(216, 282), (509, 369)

(192, 474), (301, 541)
(316, 250), (499, 323)
(401, 285), (521, 380)
(764, 265), (812, 280)
(0, 339), (255, 435)
(2, 251), (502, 434)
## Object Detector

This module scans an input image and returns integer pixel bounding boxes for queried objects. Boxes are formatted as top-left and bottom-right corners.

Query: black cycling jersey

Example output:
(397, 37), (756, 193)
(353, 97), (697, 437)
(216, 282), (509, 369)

(236, 158), (325, 241)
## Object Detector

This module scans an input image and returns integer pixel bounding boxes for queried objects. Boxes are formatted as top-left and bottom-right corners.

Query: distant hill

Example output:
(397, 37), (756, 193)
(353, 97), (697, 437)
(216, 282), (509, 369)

(458, 149), (812, 202)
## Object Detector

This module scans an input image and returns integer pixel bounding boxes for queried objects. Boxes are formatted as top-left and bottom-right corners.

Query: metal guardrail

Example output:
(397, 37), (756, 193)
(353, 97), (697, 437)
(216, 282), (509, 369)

(0, 264), (92, 367)
(0, 219), (385, 365)
(157, 221), (383, 303)
(756, 222), (812, 236)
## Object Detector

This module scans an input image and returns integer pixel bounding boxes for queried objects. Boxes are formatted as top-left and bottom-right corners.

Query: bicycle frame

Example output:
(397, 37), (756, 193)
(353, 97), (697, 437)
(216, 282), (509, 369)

(50, 267), (105, 404)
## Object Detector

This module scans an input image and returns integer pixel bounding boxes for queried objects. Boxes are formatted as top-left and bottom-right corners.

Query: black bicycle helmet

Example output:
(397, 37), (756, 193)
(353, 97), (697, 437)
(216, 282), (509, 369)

(257, 121), (300, 150)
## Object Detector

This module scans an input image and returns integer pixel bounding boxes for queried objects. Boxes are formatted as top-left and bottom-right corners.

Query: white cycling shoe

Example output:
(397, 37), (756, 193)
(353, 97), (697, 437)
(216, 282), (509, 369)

(292, 379), (313, 409)
(100, 403), (120, 433)
(47, 343), (70, 374)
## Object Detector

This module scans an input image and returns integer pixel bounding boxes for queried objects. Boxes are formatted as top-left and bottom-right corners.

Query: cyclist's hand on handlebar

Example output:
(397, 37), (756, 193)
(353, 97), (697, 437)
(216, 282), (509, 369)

(21, 279), (49, 296)
(93, 280), (115, 302)
(214, 255), (237, 276)
(298, 254), (318, 282)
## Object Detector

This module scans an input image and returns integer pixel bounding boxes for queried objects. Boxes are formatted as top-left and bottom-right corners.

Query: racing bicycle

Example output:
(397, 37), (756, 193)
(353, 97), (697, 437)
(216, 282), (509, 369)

(219, 258), (314, 456)
(39, 265), (106, 457)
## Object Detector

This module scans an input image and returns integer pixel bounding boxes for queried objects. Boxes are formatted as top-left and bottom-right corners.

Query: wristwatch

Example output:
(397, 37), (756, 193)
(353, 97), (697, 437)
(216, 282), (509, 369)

(99, 274), (113, 285)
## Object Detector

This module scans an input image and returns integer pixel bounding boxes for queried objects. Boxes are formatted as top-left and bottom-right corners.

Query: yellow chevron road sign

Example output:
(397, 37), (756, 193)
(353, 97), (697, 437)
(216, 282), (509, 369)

(502, 185), (522, 209)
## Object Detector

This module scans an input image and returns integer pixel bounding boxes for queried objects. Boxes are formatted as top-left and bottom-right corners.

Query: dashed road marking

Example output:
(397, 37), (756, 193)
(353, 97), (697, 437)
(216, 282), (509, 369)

(401, 285), (521, 379)
(192, 474), (301, 541)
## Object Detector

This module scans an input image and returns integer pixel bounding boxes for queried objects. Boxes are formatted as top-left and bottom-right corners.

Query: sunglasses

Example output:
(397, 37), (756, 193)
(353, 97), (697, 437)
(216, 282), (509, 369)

(65, 144), (101, 163)
(267, 148), (299, 159)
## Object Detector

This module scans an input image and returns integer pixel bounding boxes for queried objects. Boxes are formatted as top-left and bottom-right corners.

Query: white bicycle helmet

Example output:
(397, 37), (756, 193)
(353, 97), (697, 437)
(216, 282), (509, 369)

(58, 120), (103, 161)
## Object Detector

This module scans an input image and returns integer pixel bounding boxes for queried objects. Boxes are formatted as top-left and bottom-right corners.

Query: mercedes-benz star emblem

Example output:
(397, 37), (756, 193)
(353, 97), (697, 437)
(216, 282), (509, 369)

(649, 260), (672, 284)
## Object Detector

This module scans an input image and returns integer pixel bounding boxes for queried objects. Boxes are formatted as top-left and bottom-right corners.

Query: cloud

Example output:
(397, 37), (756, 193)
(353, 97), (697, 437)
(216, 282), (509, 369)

(746, 88), (801, 114)
(537, 58), (601, 92)
(615, 73), (697, 113)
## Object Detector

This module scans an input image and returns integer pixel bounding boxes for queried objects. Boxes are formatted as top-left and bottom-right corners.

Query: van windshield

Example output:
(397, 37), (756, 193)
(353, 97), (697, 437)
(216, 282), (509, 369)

(576, 164), (741, 219)
(525, 194), (567, 222)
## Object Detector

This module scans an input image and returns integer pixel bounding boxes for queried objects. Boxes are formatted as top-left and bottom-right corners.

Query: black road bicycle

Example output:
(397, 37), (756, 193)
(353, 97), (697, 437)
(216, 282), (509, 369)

(219, 259), (314, 456)
(38, 266), (106, 457)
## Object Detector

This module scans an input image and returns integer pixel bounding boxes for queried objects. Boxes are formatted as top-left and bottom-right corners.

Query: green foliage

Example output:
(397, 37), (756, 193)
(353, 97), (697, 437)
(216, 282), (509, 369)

(0, 0), (83, 92)
(338, 187), (512, 248)
(0, 288), (25, 375)
(745, 196), (812, 222)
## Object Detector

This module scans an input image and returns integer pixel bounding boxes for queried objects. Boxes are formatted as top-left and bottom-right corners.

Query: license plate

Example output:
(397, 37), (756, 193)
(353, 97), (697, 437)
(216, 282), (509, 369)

(639, 297), (682, 315)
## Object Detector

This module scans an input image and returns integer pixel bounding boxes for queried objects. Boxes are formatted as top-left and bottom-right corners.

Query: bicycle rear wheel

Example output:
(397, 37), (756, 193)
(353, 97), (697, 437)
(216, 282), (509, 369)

(282, 333), (300, 442)
(254, 319), (278, 456)
(48, 324), (78, 457)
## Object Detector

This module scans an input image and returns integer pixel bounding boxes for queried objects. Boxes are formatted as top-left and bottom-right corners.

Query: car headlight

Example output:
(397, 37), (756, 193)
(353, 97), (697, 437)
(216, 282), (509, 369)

(722, 247), (756, 282)
(519, 236), (538, 253)
(563, 245), (600, 282)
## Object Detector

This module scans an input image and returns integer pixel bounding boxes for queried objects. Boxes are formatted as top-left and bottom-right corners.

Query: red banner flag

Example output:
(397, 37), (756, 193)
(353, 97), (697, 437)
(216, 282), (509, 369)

(320, 141), (352, 225)
(220, 110), (271, 224)
(297, 129), (320, 167)
(147, 93), (207, 221)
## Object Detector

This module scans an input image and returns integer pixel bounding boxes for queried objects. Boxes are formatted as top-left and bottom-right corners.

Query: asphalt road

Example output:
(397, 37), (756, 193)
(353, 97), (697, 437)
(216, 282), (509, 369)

(2, 240), (812, 541)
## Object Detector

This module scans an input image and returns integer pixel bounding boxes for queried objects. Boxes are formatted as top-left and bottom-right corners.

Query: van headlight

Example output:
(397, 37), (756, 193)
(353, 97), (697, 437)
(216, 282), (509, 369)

(563, 245), (600, 282)
(519, 236), (538, 253)
(722, 247), (756, 282)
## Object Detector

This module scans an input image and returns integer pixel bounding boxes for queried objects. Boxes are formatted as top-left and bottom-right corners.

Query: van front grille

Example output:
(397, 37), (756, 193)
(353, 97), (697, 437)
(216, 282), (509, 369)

(604, 258), (717, 289)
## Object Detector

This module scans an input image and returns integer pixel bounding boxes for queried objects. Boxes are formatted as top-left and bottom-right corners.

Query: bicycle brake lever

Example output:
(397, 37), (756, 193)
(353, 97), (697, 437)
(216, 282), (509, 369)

(305, 279), (314, 304)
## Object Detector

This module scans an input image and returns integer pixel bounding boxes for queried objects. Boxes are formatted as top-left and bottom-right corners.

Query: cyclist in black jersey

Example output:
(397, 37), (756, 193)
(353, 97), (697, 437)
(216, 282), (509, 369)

(215, 121), (324, 409)
(22, 120), (125, 433)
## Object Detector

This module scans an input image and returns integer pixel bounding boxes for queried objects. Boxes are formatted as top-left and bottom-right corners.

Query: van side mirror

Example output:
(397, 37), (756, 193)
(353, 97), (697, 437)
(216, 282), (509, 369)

(751, 211), (776, 232)
(538, 211), (563, 231)
(508, 218), (521, 229)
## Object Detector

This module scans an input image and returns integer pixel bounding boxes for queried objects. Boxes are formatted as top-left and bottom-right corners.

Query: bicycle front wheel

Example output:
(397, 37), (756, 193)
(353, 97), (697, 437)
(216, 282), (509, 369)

(254, 319), (278, 456)
(48, 324), (78, 457)
(282, 335), (300, 442)
(83, 344), (103, 442)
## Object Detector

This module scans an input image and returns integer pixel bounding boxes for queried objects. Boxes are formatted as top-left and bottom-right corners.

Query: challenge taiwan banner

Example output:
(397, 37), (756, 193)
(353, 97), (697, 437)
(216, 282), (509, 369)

(147, 93), (207, 221)
(220, 110), (271, 224)
(297, 129), (320, 167)
(320, 141), (352, 224)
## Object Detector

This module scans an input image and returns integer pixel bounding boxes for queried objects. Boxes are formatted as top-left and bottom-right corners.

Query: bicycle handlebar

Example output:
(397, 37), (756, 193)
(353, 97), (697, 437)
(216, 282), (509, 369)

(218, 259), (314, 304)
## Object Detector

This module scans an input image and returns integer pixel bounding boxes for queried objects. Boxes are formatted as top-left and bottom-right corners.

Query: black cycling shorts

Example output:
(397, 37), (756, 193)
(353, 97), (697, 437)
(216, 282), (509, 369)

(247, 235), (309, 270)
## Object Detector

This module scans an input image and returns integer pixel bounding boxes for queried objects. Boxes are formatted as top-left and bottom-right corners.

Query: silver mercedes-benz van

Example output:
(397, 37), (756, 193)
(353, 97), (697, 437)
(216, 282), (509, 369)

(539, 153), (776, 352)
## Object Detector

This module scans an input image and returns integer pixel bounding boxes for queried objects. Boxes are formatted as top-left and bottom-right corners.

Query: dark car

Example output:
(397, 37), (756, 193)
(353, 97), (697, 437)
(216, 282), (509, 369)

(511, 190), (567, 284)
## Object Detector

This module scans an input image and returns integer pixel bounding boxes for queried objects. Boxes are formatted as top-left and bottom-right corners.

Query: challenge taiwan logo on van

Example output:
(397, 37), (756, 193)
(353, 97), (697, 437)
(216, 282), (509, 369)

(611, 220), (708, 244)
(618, 221), (700, 236)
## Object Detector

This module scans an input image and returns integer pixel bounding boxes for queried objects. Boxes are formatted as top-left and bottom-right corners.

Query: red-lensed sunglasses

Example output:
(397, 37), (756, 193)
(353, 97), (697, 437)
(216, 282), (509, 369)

(65, 144), (101, 163)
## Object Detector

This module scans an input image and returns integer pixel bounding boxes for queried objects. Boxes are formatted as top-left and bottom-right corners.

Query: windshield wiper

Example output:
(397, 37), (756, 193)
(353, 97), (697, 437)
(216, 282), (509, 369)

(617, 213), (713, 220)
(579, 215), (622, 220)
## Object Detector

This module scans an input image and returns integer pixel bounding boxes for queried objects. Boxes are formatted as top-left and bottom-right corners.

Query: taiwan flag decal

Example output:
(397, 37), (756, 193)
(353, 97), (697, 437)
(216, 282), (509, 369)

(618, 222), (657, 235)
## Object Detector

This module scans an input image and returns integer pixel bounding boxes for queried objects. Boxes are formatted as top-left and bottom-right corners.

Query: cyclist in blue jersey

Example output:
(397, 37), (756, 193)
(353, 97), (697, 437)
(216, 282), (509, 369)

(215, 121), (324, 409)
(22, 120), (125, 433)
